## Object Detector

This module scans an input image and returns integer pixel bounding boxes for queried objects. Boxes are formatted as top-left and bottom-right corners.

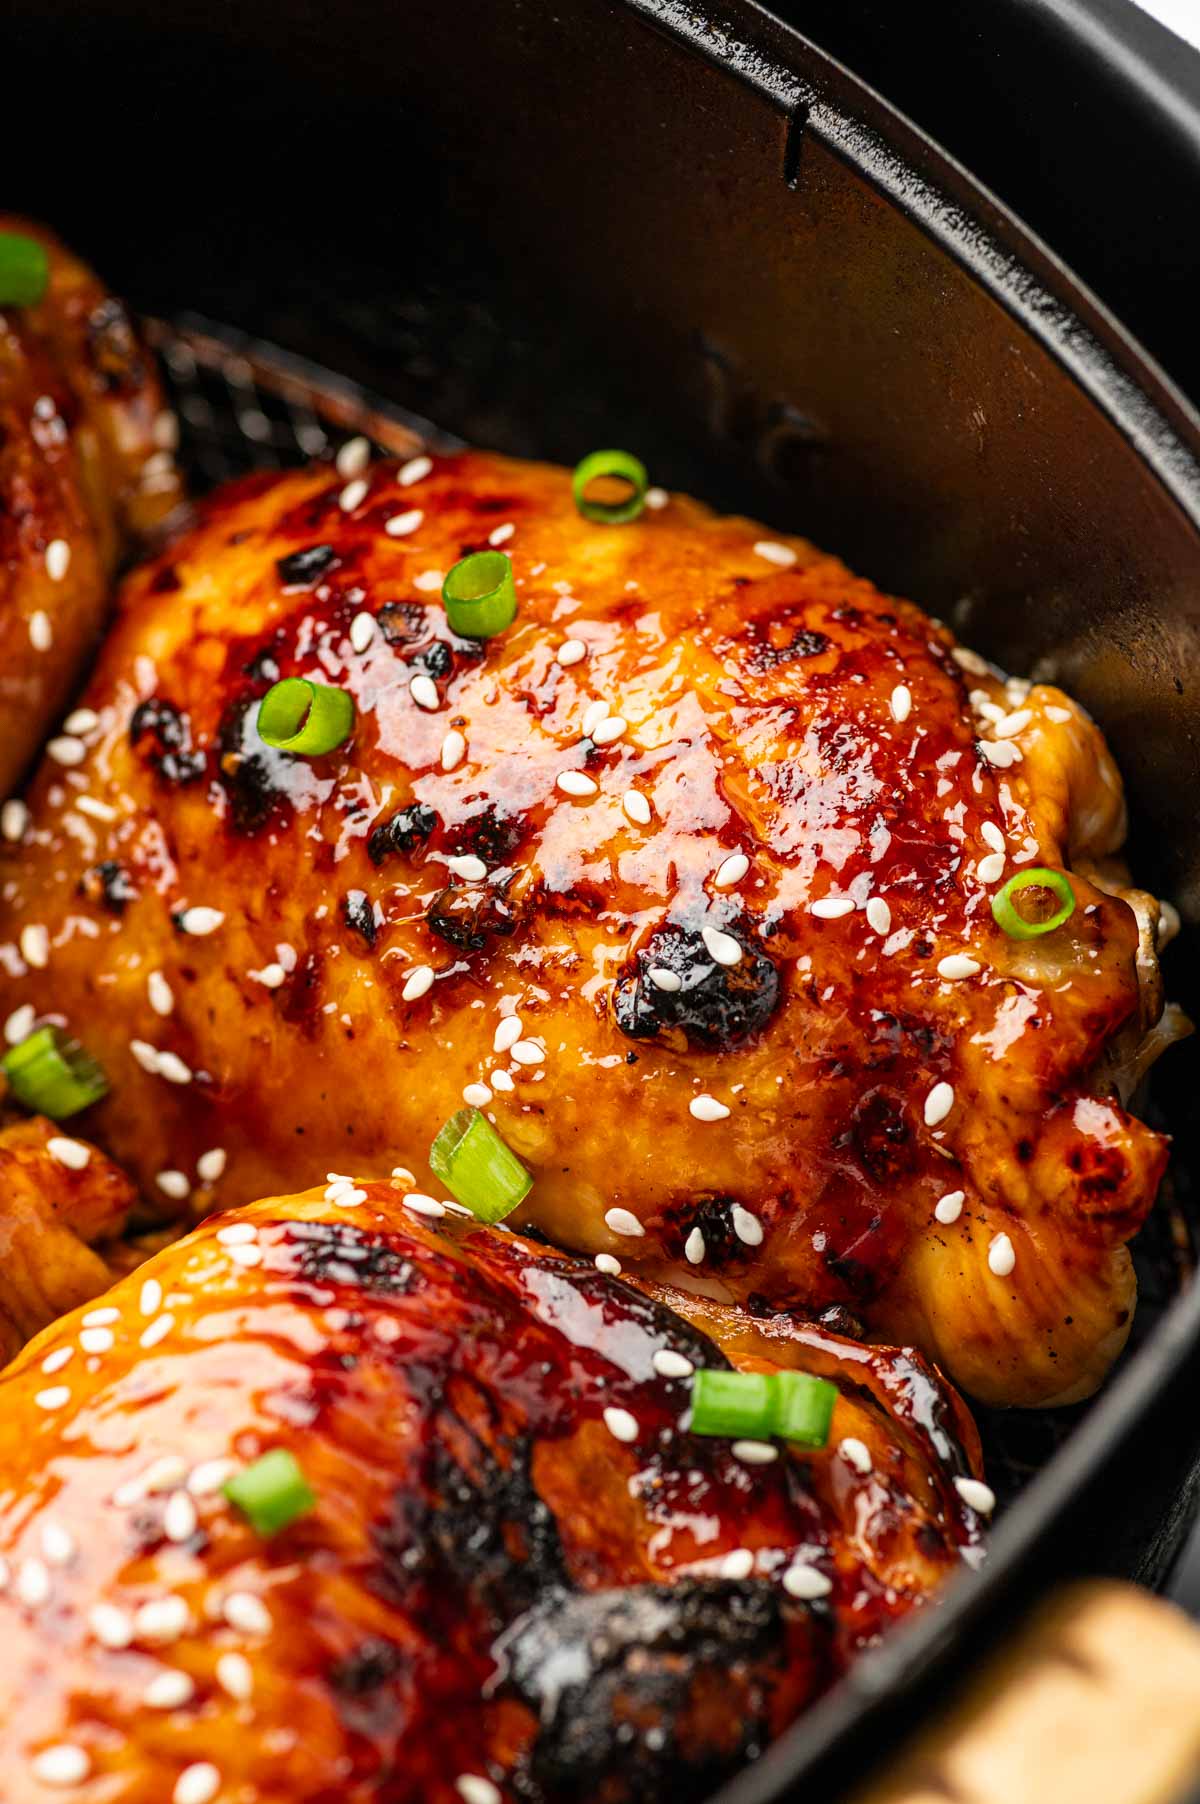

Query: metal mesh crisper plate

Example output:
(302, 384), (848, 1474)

(149, 314), (1197, 1515)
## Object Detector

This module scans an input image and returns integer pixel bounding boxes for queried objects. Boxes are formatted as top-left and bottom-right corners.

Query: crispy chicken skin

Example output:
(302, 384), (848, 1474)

(0, 1178), (983, 1804)
(0, 451), (1170, 1405)
(0, 215), (182, 795)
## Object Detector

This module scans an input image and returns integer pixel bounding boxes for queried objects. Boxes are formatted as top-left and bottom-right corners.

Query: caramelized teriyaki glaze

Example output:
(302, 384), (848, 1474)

(0, 1179), (983, 1804)
(0, 450), (1169, 1404)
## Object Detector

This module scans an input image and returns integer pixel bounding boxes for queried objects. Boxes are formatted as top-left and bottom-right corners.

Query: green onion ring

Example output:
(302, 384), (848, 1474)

(223, 1449), (316, 1536)
(442, 551), (518, 638)
(1, 1025), (108, 1118)
(689, 1368), (837, 1447)
(0, 232), (50, 307)
(572, 449), (649, 525)
(257, 677), (354, 756)
(429, 1107), (533, 1222)
(990, 867), (1076, 939)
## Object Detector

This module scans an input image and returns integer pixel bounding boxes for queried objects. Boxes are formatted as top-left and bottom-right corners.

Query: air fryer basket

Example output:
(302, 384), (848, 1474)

(6, 0), (1200, 1798)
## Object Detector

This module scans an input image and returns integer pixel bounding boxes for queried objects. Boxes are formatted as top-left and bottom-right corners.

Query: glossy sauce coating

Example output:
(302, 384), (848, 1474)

(0, 450), (1168, 1404)
(0, 1178), (983, 1803)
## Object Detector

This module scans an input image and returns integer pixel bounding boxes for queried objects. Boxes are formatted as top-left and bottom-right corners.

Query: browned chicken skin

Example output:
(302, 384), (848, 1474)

(0, 216), (182, 797)
(0, 1178), (983, 1803)
(0, 450), (1170, 1404)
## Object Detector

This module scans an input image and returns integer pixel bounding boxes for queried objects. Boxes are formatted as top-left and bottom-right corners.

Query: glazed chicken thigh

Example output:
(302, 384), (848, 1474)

(0, 450), (1170, 1405)
(0, 216), (181, 796)
(0, 1177), (984, 1804)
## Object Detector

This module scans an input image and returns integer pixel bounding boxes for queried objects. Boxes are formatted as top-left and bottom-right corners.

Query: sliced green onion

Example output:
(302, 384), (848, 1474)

(990, 867), (1076, 940)
(442, 551), (517, 638)
(572, 449), (649, 524)
(257, 677), (354, 756)
(429, 1106), (532, 1222)
(1, 1026), (108, 1118)
(223, 1449), (316, 1536)
(690, 1368), (838, 1448)
(0, 232), (49, 307)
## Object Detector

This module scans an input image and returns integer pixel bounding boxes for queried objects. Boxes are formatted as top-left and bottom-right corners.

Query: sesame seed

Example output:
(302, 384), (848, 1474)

(83, 1307), (119, 1327)
(156, 1170), (190, 1200)
(491, 1070), (514, 1093)
(47, 736), (86, 767)
(988, 1232), (1016, 1277)
(139, 1278), (164, 1317)
(592, 715), (627, 745)
(20, 923), (50, 968)
(556, 638), (587, 666)
(90, 1602), (134, 1648)
(178, 906), (224, 936)
(952, 645), (990, 676)
(41, 1522), (75, 1565)
(223, 1590), (271, 1634)
(31, 1746), (90, 1787)
(753, 540), (797, 567)
(29, 609), (53, 652)
(174, 1763), (220, 1804)
(581, 699), (610, 738)
(5, 1003), (35, 1045)
(979, 738), (1020, 768)
(603, 1406), (639, 1444)
(684, 1227), (706, 1264)
(783, 1563), (833, 1600)
(328, 1190), (365, 1212)
(645, 486), (668, 510)
(455, 1779), (501, 1804)
(622, 789), (651, 825)
(865, 896), (892, 935)
(45, 539), (71, 581)
(937, 955), (981, 981)
(720, 1548), (756, 1579)
(463, 1082), (492, 1107)
(733, 1440), (779, 1465)
(1, 799), (29, 842)
(713, 852), (749, 889)
(188, 1459), (237, 1497)
(47, 1135), (90, 1170)
(689, 1095), (729, 1123)
(165, 1492), (199, 1543)
(647, 966), (682, 992)
(335, 435), (371, 478)
(811, 897), (854, 920)
(35, 1386), (70, 1412)
(145, 1669), (195, 1709)
(731, 1205), (764, 1246)
(41, 1347), (72, 1374)
(934, 1190), (966, 1224)
(595, 1253), (622, 1276)
(604, 1207), (644, 1238)
(398, 454), (433, 487)
(403, 1193), (445, 1218)
(488, 523), (515, 546)
(146, 1455), (188, 1493)
(338, 477), (368, 512)
(493, 1015), (523, 1054)
(148, 970), (174, 1016)
(196, 1148), (226, 1184)
(510, 1039), (544, 1065)
(17, 1557), (51, 1604)
(924, 1082), (955, 1127)
(977, 850), (1006, 885)
(700, 924), (741, 966)
(653, 1349), (695, 1379)
(157, 1052), (193, 1085)
(410, 673), (440, 711)
(954, 1476), (997, 1515)
(251, 963), (286, 988)
(441, 728), (466, 772)
(993, 708), (1031, 739)
(413, 569), (444, 592)
(402, 964), (435, 1002)
(839, 1437), (873, 1475)
(384, 508), (423, 536)
(80, 1327), (114, 1354)
(140, 1313), (175, 1348)
(1045, 703), (1072, 723)
(216, 1223), (257, 1245)
(135, 1595), (190, 1642)
(349, 611), (375, 653)
(217, 1651), (254, 1699)
(64, 708), (99, 735)
(980, 821), (1005, 853)
(76, 795), (117, 822)
(446, 854), (486, 881)
(890, 683), (912, 723)
(556, 770), (597, 798)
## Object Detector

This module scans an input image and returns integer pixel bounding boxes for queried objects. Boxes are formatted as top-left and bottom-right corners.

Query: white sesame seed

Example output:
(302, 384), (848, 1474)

(556, 638), (587, 667)
(17, 1556), (51, 1604)
(446, 853), (486, 881)
(174, 1763), (220, 1804)
(864, 897), (892, 936)
(622, 789), (651, 825)
(83, 1307), (119, 1327)
(684, 1227), (707, 1264)
(145, 1458), (189, 1497)
(76, 794), (117, 822)
(924, 1082), (955, 1127)
(216, 1650), (254, 1699)
(700, 924), (741, 967)
(156, 1170), (190, 1200)
(1, 799), (29, 842)
(41, 1522), (76, 1565)
(934, 1190), (966, 1224)
(188, 1459), (238, 1497)
(753, 540), (797, 567)
(63, 708), (99, 735)
(349, 611), (376, 653)
(490, 1070), (515, 1093)
(145, 1668), (195, 1709)
(952, 645), (990, 676)
(140, 1313), (175, 1348)
(339, 477), (368, 512)
(839, 1437), (873, 1475)
(31, 1745), (90, 1787)
(733, 1440), (779, 1465)
(413, 568), (444, 592)
(20, 923), (50, 968)
(977, 850), (1006, 885)
(455, 1779), (501, 1804)
(165, 1492), (198, 1543)
(134, 1282), (163, 1326)
(196, 1148), (226, 1184)
(47, 736), (86, 767)
(713, 853), (750, 890)
(603, 1406), (639, 1444)
(178, 906), (224, 936)
(409, 673), (440, 711)
(441, 728), (466, 772)
(488, 523), (515, 546)
(29, 609), (53, 652)
(811, 897), (854, 921)
(328, 1190), (365, 1211)
(1045, 703), (1072, 723)
(216, 1222), (257, 1246)
(384, 507), (423, 536)
(35, 1386), (70, 1412)
(135, 1595), (190, 1642)
(5, 1004), (36, 1048)
(581, 698), (610, 738)
(979, 738), (1020, 768)
(80, 1327), (114, 1354)
(90, 1602), (134, 1648)
(402, 964), (435, 1002)
(223, 1590), (271, 1634)
(47, 1135), (90, 1170)
(556, 770), (597, 798)
(251, 962), (287, 988)
(653, 1349), (695, 1379)
(463, 1082), (492, 1108)
(993, 709), (1031, 739)
(937, 955), (981, 981)
(510, 1039), (544, 1065)
(591, 715), (627, 745)
(689, 1095), (729, 1123)
(783, 1563), (833, 1600)
(41, 1347), (72, 1374)
(398, 454), (433, 487)
(731, 1205), (764, 1246)
(595, 1253), (622, 1276)
(645, 486), (668, 510)
(890, 683), (912, 723)
(720, 1548), (756, 1579)
(45, 539), (71, 582)
(604, 1208), (644, 1238)
(493, 1015), (523, 1053)
(157, 1052), (193, 1086)
(336, 435), (371, 478)
(980, 821), (1005, 853)
(647, 967), (682, 993)
(988, 1232), (1016, 1277)
(147, 970), (174, 1017)
(954, 1476), (997, 1515)
(403, 1193), (445, 1218)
